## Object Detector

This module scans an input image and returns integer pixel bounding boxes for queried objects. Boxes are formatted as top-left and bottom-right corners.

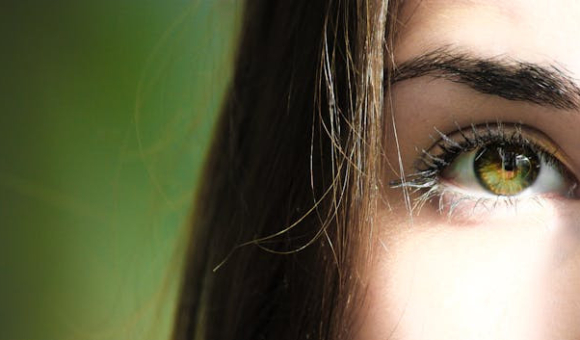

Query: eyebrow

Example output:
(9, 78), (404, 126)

(392, 48), (580, 110)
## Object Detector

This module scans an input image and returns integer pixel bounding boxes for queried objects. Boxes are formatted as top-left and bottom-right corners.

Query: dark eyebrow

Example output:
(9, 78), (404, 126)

(392, 48), (580, 110)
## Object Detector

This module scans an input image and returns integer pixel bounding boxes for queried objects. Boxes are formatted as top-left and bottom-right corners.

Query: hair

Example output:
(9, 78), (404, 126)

(173, 0), (401, 339)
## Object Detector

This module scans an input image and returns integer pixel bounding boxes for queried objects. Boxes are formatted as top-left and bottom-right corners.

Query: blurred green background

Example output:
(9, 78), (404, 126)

(0, 1), (240, 339)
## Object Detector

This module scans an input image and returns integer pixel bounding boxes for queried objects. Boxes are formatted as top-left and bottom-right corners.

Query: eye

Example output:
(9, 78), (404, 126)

(391, 123), (579, 216)
(441, 140), (572, 198)
(426, 123), (578, 200)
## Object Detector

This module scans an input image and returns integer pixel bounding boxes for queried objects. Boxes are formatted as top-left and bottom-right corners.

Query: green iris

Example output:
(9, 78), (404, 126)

(474, 143), (540, 196)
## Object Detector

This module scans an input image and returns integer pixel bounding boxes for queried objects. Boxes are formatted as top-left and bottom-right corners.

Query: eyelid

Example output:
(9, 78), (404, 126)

(424, 123), (576, 177)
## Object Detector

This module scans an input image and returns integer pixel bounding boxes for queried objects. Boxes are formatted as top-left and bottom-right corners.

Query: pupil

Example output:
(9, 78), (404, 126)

(474, 143), (540, 195)
(501, 149), (515, 172)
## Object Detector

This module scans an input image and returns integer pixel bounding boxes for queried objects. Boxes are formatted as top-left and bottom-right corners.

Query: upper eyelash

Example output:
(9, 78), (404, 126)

(392, 122), (559, 187)
(389, 122), (563, 216)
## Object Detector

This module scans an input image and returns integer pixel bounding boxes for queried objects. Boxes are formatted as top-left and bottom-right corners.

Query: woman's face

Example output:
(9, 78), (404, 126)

(363, 1), (580, 339)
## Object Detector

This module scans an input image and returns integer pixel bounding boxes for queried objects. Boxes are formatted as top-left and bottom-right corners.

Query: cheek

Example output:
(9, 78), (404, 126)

(357, 200), (580, 340)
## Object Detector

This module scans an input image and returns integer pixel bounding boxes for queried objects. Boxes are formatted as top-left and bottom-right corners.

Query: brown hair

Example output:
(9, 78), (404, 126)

(173, 0), (400, 339)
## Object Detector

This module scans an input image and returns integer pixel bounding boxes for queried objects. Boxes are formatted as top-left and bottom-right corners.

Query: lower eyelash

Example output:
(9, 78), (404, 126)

(409, 180), (549, 219)
(390, 122), (559, 217)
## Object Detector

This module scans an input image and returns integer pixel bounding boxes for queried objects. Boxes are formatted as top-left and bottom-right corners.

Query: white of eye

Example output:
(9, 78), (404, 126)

(441, 147), (571, 198)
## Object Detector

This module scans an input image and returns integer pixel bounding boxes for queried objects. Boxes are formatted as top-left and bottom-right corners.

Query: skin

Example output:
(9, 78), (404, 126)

(361, 1), (580, 339)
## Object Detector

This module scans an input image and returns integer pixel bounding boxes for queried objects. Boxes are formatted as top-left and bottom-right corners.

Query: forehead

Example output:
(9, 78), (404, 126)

(395, 0), (580, 75)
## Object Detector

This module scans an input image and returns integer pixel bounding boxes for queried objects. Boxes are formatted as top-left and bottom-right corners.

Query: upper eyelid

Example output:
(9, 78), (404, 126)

(424, 124), (546, 163)
(420, 123), (580, 183)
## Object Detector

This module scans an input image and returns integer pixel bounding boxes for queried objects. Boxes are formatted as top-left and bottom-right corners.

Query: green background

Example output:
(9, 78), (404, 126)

(0, 1), (240, 339)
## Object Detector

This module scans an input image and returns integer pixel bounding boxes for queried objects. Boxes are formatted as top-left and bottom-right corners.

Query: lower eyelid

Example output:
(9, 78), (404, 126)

(433, 189), (557, 224)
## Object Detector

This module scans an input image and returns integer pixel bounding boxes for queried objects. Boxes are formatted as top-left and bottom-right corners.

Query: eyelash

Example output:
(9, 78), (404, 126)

(391, 122), (572, 217)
